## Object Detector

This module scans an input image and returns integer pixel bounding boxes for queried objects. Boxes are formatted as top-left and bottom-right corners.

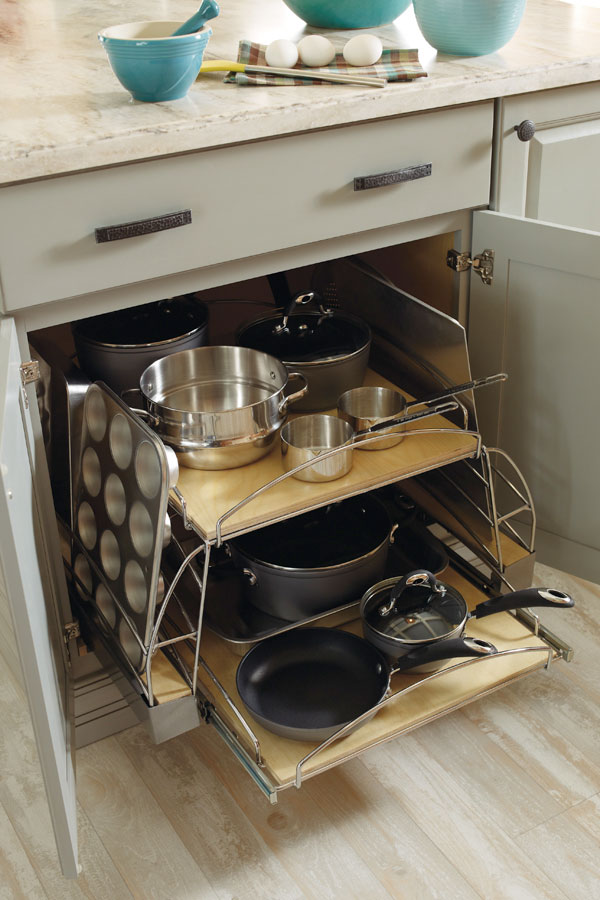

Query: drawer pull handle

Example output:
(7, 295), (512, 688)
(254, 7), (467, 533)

(353, 163), (432, 192)
(95, 209), (192, 243)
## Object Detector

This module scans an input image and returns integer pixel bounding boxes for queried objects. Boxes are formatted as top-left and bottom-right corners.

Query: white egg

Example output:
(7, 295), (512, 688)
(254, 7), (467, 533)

(342, 34), (383, 67)
(297, 35), (336, 68)
(265, 39), (299, 69)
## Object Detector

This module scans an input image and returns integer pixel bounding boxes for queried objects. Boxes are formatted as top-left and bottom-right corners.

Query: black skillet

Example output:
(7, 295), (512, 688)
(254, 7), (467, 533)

(235, 626), (496, 743)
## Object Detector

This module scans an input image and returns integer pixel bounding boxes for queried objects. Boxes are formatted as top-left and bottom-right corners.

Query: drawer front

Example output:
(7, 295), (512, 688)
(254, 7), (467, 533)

(0, 103), (493, 312)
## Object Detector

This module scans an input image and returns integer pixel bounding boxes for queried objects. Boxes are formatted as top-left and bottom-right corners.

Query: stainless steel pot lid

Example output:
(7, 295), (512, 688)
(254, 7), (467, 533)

(362, 580), (466, 643)
(73, 295), (208, 349)
(237, 309), (371, 364)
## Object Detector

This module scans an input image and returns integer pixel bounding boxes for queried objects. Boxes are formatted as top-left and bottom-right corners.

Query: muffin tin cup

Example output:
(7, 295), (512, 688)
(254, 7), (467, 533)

(74, 382), (177, 671)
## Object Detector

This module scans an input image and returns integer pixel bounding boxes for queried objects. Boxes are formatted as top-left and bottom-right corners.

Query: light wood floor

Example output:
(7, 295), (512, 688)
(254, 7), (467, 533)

(1, 562), (600, 900)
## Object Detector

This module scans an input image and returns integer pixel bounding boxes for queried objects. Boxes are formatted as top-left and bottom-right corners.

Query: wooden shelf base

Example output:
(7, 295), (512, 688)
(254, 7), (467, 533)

(170, 369), (479, 542)
(191, 566), (555, 790)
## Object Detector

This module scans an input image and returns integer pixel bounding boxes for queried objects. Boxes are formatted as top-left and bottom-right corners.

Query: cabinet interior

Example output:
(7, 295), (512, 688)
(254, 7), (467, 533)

(28, 232), (572, 798)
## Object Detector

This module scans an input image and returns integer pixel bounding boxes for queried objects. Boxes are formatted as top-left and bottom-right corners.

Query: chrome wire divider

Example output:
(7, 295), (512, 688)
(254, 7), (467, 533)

(63, 513), (207, 706)
(293, 644), (554, 788)
(417, 446), (536, 583)
(145, 539), (209, 704)
(214, 427), (482, 546)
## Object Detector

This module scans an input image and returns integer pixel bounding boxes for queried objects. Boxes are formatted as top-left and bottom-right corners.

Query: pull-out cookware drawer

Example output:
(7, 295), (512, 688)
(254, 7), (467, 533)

(0, 102), (492, 311)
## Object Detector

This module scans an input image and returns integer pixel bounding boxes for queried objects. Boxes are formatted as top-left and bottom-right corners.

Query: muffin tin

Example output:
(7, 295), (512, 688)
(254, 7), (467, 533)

(73, 382), (176, 671)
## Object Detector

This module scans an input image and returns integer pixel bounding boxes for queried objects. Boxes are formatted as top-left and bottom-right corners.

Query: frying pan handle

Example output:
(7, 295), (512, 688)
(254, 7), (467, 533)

(404, 373), (507, 412)
(393, 637), (498, 671)
(279, 372), (309, 413)
(473, 587), (574, 618)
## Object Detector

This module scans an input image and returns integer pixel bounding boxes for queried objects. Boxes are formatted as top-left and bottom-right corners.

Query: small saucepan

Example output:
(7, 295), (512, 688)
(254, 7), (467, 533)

(280, 400), (459, 482)
(337, 373), (507, 452)
(236, 626), (497, 743)
(360, 569), (574, 671)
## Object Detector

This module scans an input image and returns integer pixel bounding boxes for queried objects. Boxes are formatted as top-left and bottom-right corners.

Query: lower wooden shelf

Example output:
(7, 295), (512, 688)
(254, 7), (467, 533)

(191, 566), (556, 791)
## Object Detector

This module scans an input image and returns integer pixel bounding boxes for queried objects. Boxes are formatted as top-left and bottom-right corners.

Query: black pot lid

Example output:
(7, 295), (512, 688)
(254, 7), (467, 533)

(231, 494), (390, 570)
(74, 295), (208, 347)
(238, 311), (370, 363)
(364, 582), (466, 643)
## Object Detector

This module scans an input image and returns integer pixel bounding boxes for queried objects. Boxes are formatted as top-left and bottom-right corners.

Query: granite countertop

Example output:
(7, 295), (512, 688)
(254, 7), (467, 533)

(1, 0), (600, 184)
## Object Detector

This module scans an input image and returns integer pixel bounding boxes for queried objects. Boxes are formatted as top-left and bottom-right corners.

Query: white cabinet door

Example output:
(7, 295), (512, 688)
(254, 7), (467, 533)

(0, 318), (78, 877)
(467, 210), (600, 582)
(497, 84), (600, 233)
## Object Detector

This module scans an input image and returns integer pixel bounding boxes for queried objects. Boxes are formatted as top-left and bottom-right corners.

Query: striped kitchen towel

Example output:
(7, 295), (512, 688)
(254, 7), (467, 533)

(223, 40), (427, 85)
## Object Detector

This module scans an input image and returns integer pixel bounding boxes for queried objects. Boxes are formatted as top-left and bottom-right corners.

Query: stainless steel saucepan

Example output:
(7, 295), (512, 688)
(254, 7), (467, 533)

(337, 373), (507, 451)
(132, 345), (308, 469)
(280, 400), (459, 482)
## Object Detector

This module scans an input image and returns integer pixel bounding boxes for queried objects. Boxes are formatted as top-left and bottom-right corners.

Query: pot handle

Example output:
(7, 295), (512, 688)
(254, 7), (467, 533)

(472, 587), (574, 619)
(130, 407), (160, 428)
(403, 372), (508, 412)
(354, 400), (459, 441)
(279, 372), (309, 413)
(393, 637), (498, 672)
(378, 569), (443, 617)
(274, 291), (316, 334)
(121, 387), (144, 403)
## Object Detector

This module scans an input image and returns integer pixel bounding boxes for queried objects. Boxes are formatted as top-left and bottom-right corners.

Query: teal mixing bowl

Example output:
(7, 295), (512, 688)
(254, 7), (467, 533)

(98, 21), (212, 102)
(412, 0), (526, 56)
(280, 0), (411, 28)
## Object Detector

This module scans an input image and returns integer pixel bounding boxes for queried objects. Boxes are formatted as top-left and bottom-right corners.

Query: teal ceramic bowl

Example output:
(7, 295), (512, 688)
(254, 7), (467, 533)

(280, 0), (411, 28)
(412, 0), (526, 56)
(98, 21), (212, 102)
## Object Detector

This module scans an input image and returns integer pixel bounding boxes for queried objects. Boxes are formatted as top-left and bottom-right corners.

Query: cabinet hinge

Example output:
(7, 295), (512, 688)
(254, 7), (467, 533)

(64, 620), (81, 642)
(446, 248), (495, 285)
(19, 360), (41, 409)
(20, 359), (41, 385)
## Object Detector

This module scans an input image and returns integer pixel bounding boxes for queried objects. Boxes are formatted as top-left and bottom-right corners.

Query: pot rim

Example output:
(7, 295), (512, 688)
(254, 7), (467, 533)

(73, 298), (209, 351)
(230, 529), (391, 575)
(230, 495), (392, 574)
(360, 577), (468, 645)
(140, 346), (292, 417)
(72, 323), (208, 351)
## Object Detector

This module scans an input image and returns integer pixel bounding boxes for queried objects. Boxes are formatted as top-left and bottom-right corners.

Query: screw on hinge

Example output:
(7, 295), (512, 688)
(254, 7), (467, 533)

(64, 621), (81, 642)
(446, 248), (494, 285)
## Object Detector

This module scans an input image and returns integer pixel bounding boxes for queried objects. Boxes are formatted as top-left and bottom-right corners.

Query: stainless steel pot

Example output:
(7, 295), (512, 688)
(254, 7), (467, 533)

(136, 345), (307, 469)
(228, 494), (395, 621)
(236, 291), (371, 411)
(72, 295), (209, 396)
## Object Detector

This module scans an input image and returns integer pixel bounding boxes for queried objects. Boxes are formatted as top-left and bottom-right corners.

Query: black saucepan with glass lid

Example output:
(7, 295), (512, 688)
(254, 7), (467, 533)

(360, 569), (574, 671)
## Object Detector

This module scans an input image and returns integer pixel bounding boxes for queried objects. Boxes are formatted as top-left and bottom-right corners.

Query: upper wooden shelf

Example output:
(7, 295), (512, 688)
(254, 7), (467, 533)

(170, 369), (479, 543)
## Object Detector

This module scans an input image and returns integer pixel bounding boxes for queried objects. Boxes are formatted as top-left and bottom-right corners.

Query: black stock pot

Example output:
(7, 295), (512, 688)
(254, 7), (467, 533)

(228, 493), (394, 621)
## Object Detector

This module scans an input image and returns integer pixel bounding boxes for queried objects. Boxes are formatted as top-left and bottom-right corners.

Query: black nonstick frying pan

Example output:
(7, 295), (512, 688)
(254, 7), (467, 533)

(235, 626), (496, 743)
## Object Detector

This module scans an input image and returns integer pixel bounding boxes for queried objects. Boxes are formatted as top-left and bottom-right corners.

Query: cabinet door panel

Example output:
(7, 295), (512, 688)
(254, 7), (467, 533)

(497, 83), (600, 232)
(525, 122), (600, 231)
(467, 210), (600, 581)
(0, 318), (78, 877)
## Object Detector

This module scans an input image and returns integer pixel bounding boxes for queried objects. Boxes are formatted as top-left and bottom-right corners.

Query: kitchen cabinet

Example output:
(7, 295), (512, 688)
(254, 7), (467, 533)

(469, 82), (600, 581)
(1, 0), (599, 879)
